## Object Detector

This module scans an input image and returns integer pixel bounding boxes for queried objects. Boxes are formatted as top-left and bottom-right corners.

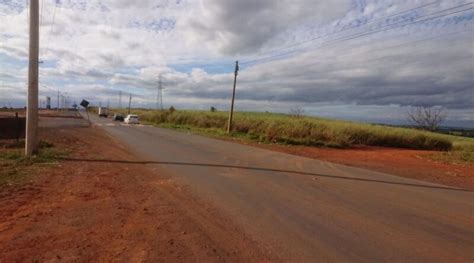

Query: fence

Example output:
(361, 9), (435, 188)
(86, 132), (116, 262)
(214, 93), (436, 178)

(0, 113), (26, 140)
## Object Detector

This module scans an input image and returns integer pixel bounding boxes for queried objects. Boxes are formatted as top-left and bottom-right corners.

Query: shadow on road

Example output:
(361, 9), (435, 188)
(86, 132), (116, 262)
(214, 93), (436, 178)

(58, 157), (472, 192)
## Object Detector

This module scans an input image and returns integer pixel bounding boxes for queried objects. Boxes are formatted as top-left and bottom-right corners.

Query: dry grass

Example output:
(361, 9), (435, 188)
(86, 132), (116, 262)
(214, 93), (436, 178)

(427, 137), (474, 165)
(101, 108), (459, 151)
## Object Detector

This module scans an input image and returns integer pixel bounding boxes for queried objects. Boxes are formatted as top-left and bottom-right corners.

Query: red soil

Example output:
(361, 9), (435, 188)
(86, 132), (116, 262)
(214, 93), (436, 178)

(245, 142), (474, 190)
(0, 127), (272, 262)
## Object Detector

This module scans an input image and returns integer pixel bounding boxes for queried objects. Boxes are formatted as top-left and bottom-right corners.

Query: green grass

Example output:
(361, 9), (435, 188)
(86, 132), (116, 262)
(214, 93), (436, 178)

(0, 140), (69, 186)
(97, 108), (465, 152)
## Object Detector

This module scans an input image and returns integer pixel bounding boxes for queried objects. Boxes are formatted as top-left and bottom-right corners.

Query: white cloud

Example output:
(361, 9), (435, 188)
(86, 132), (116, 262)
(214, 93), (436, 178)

(0, 0), (473, 127)
(180, 0), (350, 55)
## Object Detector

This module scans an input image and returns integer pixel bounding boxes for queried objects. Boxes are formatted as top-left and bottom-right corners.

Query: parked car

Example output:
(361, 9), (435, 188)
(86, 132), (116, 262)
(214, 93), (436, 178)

(98, 107), (108, 118)
(112, 113), (124, 122)
(124, 114), (139, 124)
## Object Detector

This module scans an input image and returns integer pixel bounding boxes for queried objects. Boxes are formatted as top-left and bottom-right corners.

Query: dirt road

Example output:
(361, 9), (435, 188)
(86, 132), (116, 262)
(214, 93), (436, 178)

(0, 115), (272, 262)
(84, 112), (474, 262)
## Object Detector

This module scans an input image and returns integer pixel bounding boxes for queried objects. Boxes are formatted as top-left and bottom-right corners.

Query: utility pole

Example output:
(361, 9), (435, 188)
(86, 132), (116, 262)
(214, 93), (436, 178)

(118, 90), (122, 109)
(128, 93), (132, 115)
(25, 0), (39, 156)
(227, 61), (239, 133)
(156, 76), (160, 110)
(157, 75), (164, 110)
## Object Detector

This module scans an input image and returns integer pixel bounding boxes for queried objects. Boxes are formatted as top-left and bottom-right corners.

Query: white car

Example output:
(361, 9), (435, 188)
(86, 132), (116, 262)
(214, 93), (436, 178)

(124, 114), (139, 124)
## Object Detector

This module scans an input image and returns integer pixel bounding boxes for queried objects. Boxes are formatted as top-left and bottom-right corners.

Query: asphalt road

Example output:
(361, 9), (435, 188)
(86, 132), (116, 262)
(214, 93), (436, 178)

(82, 112), (474, 262)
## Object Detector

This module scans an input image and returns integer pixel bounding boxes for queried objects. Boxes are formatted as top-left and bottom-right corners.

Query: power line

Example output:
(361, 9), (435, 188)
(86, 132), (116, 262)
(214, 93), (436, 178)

(346, 28), (473, 60)
(241, 2), (474, 65)
(299, 28), (474, 70)
(40, 0), (44, 26)
(25, 0), (29, 27)
(241, 3), (474, 66)
(0, 84), (26, 89)
(328, 4), (474, 45)
(249, 1), (441, 59)
(41, 0), (58, 60)
(158, 2), (440, 73)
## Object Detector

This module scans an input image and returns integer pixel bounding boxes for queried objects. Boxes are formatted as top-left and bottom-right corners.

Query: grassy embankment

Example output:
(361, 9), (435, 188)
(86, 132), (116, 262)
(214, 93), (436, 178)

(0, 140), (69, 186)
(430, 136), (474, 165)
(101, 108), (474, 152)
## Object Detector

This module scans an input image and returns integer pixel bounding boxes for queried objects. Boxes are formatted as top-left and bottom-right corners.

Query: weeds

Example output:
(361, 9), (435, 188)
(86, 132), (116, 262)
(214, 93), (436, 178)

(0, 140), (68, 186)
(106, 108), (456, 151)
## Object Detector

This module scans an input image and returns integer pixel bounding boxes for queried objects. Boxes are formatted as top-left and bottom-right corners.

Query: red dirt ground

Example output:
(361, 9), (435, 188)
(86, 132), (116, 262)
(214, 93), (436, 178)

(240, 142), (474, 190)
(1, 118), (472, 261)
(0, 126), (273, 262)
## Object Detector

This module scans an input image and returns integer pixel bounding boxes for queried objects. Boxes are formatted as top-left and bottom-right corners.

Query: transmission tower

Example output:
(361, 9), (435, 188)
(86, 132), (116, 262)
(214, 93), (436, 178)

(157, 75), (164, 110)
(118, 90), (122, 108)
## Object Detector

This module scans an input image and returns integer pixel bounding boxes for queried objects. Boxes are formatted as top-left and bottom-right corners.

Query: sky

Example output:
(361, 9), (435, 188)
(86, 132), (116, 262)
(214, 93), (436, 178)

(0, 0), (473, 127)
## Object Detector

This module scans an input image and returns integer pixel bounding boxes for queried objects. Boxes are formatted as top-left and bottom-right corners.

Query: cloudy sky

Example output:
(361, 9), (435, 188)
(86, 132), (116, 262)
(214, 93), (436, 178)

(1, 0), (473, 127)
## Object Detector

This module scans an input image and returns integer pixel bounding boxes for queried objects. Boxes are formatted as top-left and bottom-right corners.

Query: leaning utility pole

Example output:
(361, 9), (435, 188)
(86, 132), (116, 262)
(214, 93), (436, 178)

(25, 0), (39, 156)
(128, 93), (132, 115)
(227, 61), (239, 133)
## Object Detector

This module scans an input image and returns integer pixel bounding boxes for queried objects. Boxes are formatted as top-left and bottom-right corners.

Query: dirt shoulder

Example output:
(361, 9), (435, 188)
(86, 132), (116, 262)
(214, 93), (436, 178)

(0, 125), (272, 262)
(237, 141), (474, 190)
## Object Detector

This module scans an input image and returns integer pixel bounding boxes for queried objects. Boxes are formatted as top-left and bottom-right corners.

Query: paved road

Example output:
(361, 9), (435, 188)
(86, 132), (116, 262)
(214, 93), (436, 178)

(83, 112), (474, 262)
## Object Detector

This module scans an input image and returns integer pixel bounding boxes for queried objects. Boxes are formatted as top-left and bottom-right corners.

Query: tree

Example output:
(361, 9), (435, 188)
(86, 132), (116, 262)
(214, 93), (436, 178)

(169, 106), (176, 113)
(289, 107), (305, 118)
(210, 106), (217, 112)
(407, 106), (446, 131)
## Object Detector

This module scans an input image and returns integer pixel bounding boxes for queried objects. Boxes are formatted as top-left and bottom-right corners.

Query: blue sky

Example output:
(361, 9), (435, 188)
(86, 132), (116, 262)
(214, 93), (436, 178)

(0, 0), (473, 127)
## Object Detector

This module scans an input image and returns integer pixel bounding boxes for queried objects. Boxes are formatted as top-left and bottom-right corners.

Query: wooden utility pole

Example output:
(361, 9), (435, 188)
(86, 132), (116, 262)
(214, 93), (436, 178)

(227, 61), (239, 133)
(25, 0), (39, 156)
(128, 93), (132, 115)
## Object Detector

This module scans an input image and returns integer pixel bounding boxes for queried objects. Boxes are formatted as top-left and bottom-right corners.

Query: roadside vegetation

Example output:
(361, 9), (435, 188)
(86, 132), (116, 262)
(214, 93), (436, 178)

(97, 108), (464, 151)
(0, 140), (68, 186)
(426, 136), (474, 165)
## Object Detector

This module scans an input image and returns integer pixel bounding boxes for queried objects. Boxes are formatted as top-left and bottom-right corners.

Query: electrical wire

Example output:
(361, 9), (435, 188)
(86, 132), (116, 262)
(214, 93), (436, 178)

(40, 0), (44, 26)
(241, 3), (474, 66)
(41, 0), (58, 60)
(250, 1), (441, 59)
(299, 28), (474, 69)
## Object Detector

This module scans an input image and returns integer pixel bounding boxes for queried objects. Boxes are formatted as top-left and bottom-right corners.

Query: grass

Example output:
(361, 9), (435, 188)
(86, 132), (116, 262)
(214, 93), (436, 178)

(96, 108), (464, 152)
(0, 140), (69, 186)
(426, 136), (474, 165)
